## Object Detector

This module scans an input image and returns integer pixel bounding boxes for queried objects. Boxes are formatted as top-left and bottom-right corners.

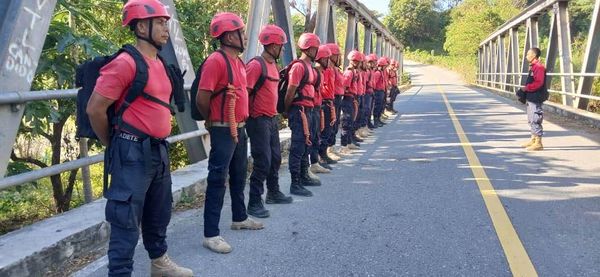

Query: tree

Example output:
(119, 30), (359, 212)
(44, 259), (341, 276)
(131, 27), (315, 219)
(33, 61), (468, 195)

(290, 0), (317, 33)
(443, 0), (523, 57)
(384, 0), (446, 51)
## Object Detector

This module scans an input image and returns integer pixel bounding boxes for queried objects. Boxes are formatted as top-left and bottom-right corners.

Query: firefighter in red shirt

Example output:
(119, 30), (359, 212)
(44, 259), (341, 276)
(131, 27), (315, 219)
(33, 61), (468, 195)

(196, 12), (263, 254)
(309, 45), (334, 174)
(373, 57), (389, 127)
(519, 47), (548, 151)
(87, 0), (192, 275)
(325, 43), (345, 160)
(285, 33), (322, 197)
(340, 50), (362, 152)
(386, 59), (399, 114)
(245, 25), (293, 219)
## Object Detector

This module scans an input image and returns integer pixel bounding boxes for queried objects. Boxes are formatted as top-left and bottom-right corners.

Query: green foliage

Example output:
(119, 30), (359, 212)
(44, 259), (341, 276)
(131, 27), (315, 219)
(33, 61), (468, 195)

(385, 0), (447, 52)
(174, 0), (248, 67)
(444, 0), (523, 57)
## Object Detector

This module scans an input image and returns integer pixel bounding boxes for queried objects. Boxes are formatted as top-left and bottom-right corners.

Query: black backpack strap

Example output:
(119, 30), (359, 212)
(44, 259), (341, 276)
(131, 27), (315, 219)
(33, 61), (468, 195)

(314, 68), (322, 91)
(249, 56), (268, 98)
(215, 49), (234, 123)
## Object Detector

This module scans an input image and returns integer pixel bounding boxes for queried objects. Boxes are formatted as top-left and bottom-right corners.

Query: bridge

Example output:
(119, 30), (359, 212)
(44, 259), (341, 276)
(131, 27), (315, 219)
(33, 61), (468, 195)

(1, 0), (599, 276)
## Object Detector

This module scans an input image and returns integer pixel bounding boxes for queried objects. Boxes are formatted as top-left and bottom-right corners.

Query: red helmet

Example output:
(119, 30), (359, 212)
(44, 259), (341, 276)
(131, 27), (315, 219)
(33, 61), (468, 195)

(122, 0), (170, 27)
(297, 33), (321, 50)
(365, 53), (377, 62)
(316, 45), (332, 60)
(259, 25), (287, 45)
(326, 43), (340, 55)
(377, 57), (389, 66)
(347, 50), (363, 62)
(210, 12), (245, 38)
(390, 59), (397, 66)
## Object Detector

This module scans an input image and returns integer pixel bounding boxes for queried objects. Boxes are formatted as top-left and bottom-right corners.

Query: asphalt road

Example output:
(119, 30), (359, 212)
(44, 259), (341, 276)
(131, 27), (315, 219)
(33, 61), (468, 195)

(77, 61), (600, 277)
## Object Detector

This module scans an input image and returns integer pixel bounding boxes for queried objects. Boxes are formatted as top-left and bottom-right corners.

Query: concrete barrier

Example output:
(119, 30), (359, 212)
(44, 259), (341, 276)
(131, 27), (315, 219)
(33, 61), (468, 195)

(0, 129), (291, 276)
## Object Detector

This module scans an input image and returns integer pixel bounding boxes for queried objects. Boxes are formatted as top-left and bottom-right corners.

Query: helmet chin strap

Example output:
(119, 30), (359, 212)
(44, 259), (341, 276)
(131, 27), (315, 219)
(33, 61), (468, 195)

(317, 59), (328, 69)
(136, 20), (163, 51)
(265, 46), (280, 63)
(222, 30), (245, 53)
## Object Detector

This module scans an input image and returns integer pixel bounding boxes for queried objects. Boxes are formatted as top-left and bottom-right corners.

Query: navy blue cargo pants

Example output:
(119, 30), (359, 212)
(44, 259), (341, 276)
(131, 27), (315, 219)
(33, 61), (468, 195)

(105, 134), (172, 276)
(247, 116), (282, 197)
(204, 126), (248, 238)
(360, 93), (373, 128)
(310, 106), (321, 164)
(328, 95), (343, 147)
(354, 95), (364, 131)
(341, 95), (355, 146)
(288, 105), (312, 178)
(373, 90), (385, 120)
(319, 100), (335, 156)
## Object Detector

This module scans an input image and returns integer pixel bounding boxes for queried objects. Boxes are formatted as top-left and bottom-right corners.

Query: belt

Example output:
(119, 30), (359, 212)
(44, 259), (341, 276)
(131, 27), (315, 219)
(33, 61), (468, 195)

(209, 121), (246, 128)
(117, 132), (164, 145)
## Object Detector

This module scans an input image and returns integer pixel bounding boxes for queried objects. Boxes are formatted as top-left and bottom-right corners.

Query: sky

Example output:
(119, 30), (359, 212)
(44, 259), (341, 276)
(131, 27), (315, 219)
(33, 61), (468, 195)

(361, 0), (391, 16)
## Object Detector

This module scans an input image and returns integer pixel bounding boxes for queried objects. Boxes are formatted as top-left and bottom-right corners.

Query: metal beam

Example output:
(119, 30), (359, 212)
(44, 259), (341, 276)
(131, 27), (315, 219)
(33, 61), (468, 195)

(520, 22), (532, 86)
(244, 0), (272, 62)
(576, 0), (600, 109)
(314, 0), (329, 43)
(480, 0), (565, 47)
(0, 0), (58, 177)
(344, 12), (356, 68)
(331, 0), (402, 49)
(555, 1), (576, 106)
(272, 0), (296, 65)
(353, 21), (359, 50)
(327, 5), (337, 43)
(375, 33), (382, 56)
(364, 26), (372, 55)
(545, 11), (559, 93)
(159, 0), (207, 162)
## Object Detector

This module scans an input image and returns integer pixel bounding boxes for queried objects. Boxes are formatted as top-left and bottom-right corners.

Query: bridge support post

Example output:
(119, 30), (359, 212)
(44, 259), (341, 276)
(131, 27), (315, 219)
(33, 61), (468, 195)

(375, 33), (382, 56)
(498, 35), (507, 91)
(315, 0), (330, 43)
(327, 4), (337, 43)
(272, 0), (296, 65)
(244, 0), (272, 62)
(344, 12), (356, 68)
(159, 0), (208, 162)
(0, 0), (58, 177)
(576, 0), (600, 110)
(555, 2), (576, 107)
(364, 26), (372, 55)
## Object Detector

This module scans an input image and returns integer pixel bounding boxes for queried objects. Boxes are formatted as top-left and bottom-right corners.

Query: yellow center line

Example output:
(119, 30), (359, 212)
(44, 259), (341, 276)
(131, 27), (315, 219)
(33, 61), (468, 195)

(437, 84), (538, 277)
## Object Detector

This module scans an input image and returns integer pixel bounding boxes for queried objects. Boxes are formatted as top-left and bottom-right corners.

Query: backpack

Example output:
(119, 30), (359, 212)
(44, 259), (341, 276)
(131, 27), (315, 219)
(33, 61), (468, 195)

(189, 50), (237, 122)
(248, 56), (268, 99)
(276, 60), (313, 113)
(75, 44), (185, 140)
(525, 68), (549, 103)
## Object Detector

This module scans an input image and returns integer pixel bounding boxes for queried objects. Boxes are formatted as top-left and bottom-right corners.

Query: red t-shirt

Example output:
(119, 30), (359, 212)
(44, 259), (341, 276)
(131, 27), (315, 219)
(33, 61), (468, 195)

(198, 51), (249, 123)
(334, 68), (345, 96)
(321, 67), (335, 100)
(373, 70), (385, 91)
(314, 70), (323, 106)
(343, 68), (358, 95)
(246, 57), (279, 117)
(383, 69), (389, 91)
(365, 70), (374, 94)
(94, 52), (172, 138)
(288, 59), (315, 108)
(388, 69), (398, 86)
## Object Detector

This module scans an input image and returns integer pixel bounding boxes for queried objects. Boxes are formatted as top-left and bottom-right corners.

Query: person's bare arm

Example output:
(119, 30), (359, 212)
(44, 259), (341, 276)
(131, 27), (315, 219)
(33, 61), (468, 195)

(284, 85), (298, 112)
(86, 92), (115, 146)
(196, 89), (211, 123)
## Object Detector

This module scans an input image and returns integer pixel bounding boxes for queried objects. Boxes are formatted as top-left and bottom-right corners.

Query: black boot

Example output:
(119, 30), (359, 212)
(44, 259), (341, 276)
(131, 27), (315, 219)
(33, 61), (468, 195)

(319, 161), (333, 170)
(353, 134), (364, 142)
(247, 195), (270, 218)
(301, 167), (321, 187)
(266, 190), (293, 204)
(290, 175), (313, 197)
(320, 153), (337, 164)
